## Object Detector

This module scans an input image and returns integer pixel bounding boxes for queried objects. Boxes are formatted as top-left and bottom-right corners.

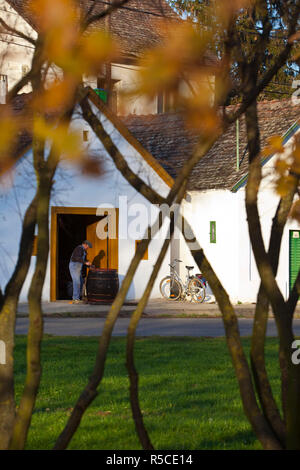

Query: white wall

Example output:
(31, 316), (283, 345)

(237, 133), (300, 302)
(176, 189), (240, 303)
(83, 63), (159, 116)
(176, 130), (300, 304)
(112, 63), (158, 116)
(0, 0), (37, 93)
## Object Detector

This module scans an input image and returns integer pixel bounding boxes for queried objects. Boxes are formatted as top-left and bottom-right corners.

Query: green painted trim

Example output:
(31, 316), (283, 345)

(231, 120), (300, 193)
(236, 119), (240, 171)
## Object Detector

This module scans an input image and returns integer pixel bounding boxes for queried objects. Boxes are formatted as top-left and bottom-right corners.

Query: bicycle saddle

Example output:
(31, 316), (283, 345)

(185, 265), (194, 270)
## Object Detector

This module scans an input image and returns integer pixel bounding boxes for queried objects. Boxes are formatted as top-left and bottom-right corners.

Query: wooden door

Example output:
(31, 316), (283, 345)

(86, 221), (109, 269)
(50, 207), (119, 301)
(86, 217), (118, 270)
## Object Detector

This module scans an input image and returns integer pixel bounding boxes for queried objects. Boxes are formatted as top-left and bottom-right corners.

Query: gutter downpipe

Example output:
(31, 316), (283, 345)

(236, 119), (240, 171)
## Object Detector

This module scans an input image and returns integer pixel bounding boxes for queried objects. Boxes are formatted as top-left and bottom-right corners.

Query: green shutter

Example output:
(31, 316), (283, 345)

(210, 221), (216, 243)
(94, 88), (108, 103)
(290, 230), (300, 292)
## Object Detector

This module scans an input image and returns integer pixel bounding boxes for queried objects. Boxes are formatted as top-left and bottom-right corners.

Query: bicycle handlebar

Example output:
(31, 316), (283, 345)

(168, 259), (183, 269)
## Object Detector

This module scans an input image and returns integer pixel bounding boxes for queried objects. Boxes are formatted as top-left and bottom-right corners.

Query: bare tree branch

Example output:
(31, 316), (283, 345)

(226, 2), (300, 124)
(126, 206), (183, 450)
(80, 96), (165, 205)
(6, 36), (44, 103)
(250, 190), (297, 446)
(53, 188), (184, 449)
(0, 17), (36, 46)
(82, 0), (131, 30)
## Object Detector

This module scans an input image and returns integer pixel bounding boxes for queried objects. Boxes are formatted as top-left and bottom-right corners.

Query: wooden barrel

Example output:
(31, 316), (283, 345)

(86, 268), (119, 304)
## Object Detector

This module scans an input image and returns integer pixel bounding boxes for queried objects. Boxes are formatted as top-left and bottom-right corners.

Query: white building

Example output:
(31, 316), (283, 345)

(0, 1), (299, 304)
(0, 89), (174, 301)
(0, 92), (300, 304)
(122, 99), (300, 303)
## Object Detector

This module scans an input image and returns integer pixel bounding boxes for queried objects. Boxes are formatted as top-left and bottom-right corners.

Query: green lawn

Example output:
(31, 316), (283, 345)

(13, 335), (282, 450)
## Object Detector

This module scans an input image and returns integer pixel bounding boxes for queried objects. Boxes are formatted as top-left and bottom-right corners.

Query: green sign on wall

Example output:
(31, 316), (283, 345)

(289, 230), (300, 292)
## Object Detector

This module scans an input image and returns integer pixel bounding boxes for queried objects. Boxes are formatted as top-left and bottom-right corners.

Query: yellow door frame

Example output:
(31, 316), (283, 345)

(50, 206), (119, 301)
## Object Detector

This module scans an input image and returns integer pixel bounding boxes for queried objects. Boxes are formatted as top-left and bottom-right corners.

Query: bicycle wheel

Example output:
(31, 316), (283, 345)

(159, 276), (182, 301)
(188, 277), (206, 303)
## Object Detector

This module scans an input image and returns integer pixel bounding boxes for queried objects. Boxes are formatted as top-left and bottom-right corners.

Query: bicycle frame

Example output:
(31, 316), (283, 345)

(168, 261), (198, 299)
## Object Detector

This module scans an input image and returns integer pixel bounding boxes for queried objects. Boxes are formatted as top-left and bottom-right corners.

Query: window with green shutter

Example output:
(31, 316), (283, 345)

(289, 230), (300, 292)
(210, 221), (216, 243)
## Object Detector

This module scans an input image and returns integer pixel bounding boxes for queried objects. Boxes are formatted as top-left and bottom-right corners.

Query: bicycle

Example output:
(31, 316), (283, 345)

(159, 259), (206, 303)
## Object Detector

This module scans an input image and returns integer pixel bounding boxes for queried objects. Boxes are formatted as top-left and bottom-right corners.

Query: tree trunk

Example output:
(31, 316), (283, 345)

(250, 286), (286, 445)
(182, 217), (282, 450)
(9, 173), (53, 450)
(0, 195), (38, 449)
(250, 192), (296, 445)
(126, 210), (179, 450)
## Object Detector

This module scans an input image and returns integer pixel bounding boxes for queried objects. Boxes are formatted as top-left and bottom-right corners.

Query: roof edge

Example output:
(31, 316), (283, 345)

(231, 119), (300, 193)
(86, 87), (174, 188)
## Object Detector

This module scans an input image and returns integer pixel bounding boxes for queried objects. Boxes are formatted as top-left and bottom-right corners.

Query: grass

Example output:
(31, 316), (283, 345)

(13, 335), (282, 450)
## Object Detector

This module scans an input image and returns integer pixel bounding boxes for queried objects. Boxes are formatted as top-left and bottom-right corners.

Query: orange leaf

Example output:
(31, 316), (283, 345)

(262, 135), (284, 158)
(289, 199), (300, 222)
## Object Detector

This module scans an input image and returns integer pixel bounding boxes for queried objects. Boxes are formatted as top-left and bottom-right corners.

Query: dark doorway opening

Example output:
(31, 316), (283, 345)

(51, 206), (119, 301)
(57, 213), (106, 300)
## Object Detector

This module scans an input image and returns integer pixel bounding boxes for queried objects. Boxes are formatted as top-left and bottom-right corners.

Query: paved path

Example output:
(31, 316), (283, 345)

(15, 316), (300, 337)
(18, 299), (298, 317)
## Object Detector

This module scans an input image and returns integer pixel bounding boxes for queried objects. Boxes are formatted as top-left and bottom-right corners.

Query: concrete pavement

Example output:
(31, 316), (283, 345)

(15, 316), (300, 337)
(16, 298), (281, 317)
(15, 299), (300, 337)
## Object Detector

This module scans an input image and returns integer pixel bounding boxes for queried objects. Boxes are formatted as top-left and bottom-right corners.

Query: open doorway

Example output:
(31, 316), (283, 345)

(50, 207), (118, 301)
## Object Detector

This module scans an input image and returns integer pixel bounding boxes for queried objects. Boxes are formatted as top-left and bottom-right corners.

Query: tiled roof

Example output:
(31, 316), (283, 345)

(122, 99), (300, 191)
(5, 92), (300, 193)
(6, 0), (179, 59)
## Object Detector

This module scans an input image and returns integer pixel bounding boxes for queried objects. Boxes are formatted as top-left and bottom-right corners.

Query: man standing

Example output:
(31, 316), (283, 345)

(69, 240), (92, 304)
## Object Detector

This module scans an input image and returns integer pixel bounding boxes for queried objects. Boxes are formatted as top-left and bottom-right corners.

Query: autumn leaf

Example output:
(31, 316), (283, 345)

(262, 135), (285, 158)
(137, 48), (180, 98)
(80, 157), (103, 177)
(28, 0), (77, 33)
(275, 174), (297, 197)
(33, 78), (77, 113)
(135, 21), (215, 98)
(289, 199), (300, 222)
(33, 117), (84, 161)
(28, 0), (79, 69)
(274, 158), (289, 175)
(28, 0), (118, 77)
(79, 31), (119, 76)
(184, 100), (220, 136)
(0, 111), (20, 172)
(216, 0), (254, 27)
(0, 116), (18, 154)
